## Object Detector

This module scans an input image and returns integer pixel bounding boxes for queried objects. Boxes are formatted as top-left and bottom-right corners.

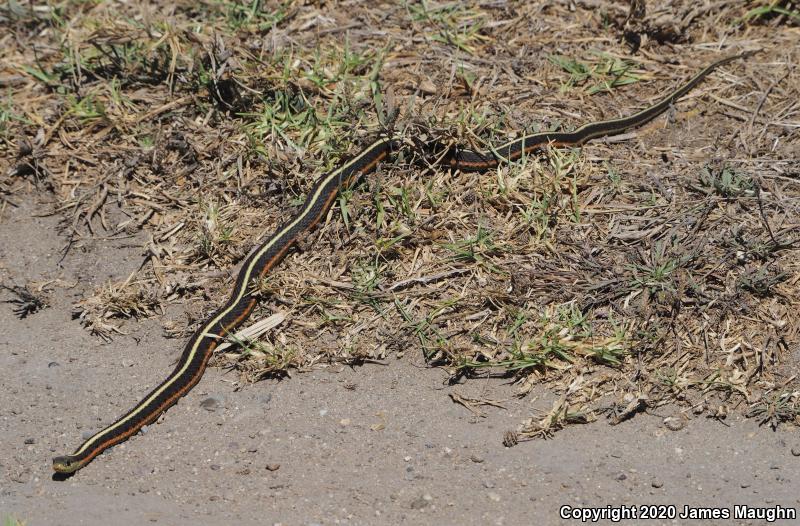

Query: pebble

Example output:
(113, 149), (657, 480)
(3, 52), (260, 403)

(48, 361), (60, 368)
(210, 464), (221, 471)
(616, 473), (627, 481)
(487, 492), (501, 502)
(418, 79), (437, 95)
(24, 437), (35, 444)
(81, 430), (95, 440)
(409, 494), (433, 509)
(266, 463), (280, 471)
(651, 480), (664, 488)
(200, 395), (224, 411)
(470, 454), (485, 463)
(791, 448), (800, 457)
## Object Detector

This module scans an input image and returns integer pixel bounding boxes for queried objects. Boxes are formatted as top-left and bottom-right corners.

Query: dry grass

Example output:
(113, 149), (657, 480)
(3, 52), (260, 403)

(1, 0), (799, 441)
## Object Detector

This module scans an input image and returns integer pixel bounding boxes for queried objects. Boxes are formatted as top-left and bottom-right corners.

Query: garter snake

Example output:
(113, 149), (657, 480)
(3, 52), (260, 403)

(53, 53), (748, 474)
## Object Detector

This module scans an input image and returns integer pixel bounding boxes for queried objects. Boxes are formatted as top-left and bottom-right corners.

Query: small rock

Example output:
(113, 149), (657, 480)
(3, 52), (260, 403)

(616, 473), (627, 481)
(24, 438), (35, 444)
(651, 480), (663, 488)
(266, 463), (280, 471)
(210, 464), (221, 471)
(791, 448), (800, 457)
(487, 492), (501, 502)
(81, 430), (95, 440)
(470, 454), (485, 463)
(48, 361), (60, 368)
(410, 494), (433, 510)
(339, 418), (351, 427)
(200, 396), (223, 411)
(419, 80), (437, 95)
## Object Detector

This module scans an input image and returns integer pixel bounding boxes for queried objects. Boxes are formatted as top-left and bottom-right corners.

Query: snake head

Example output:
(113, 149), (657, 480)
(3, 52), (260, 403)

(52, 455), (82, 474)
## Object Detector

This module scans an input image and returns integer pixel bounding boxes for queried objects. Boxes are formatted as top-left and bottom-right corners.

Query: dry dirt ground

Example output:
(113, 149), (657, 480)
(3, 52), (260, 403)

(1, 197), (799, 525)
(2, 0), (800, 525)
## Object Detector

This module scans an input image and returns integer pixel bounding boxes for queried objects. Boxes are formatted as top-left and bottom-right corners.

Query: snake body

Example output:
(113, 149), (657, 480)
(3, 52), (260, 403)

(53, 54), (746, 474)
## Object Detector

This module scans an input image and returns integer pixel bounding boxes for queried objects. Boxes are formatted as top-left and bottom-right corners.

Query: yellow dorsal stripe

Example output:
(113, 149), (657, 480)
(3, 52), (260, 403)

(73, 137), (391, 455)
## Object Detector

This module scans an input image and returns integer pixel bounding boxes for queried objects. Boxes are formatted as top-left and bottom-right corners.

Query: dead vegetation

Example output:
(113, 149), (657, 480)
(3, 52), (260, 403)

(1, 0), (799, 440)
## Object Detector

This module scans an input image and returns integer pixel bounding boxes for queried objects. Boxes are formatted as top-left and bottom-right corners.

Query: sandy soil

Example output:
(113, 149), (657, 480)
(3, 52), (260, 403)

(2, 197), (799, 524)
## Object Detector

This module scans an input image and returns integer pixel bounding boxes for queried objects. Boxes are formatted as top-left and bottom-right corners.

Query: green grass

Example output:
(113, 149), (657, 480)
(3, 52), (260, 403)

(747, 390), (800, 429)
(395, 297), (458, 360)
(240, 42), (383, 161)
(407, 1), (488, 54)
(628, 241), (691, 295)
(443, 225), (503, 272)
(3, 515), (25, 526)
(65, 92), (108, 123)
(19, 64), (58, 86)
(195, 200), (236, 264)
(225, 333), (297, 374)
(548, 52), (643, 94)
(207, 0), (291, 30)
(0, 92), (33, 138)
(605, 162), (623, 191)
(351, 257), (385, 303)
(738, 2), (800, 24)
(463, 303), (630, 373)
(737, 266), (788, 297)
(700, 165), (754, 198)
(385, 184), (417, 222)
